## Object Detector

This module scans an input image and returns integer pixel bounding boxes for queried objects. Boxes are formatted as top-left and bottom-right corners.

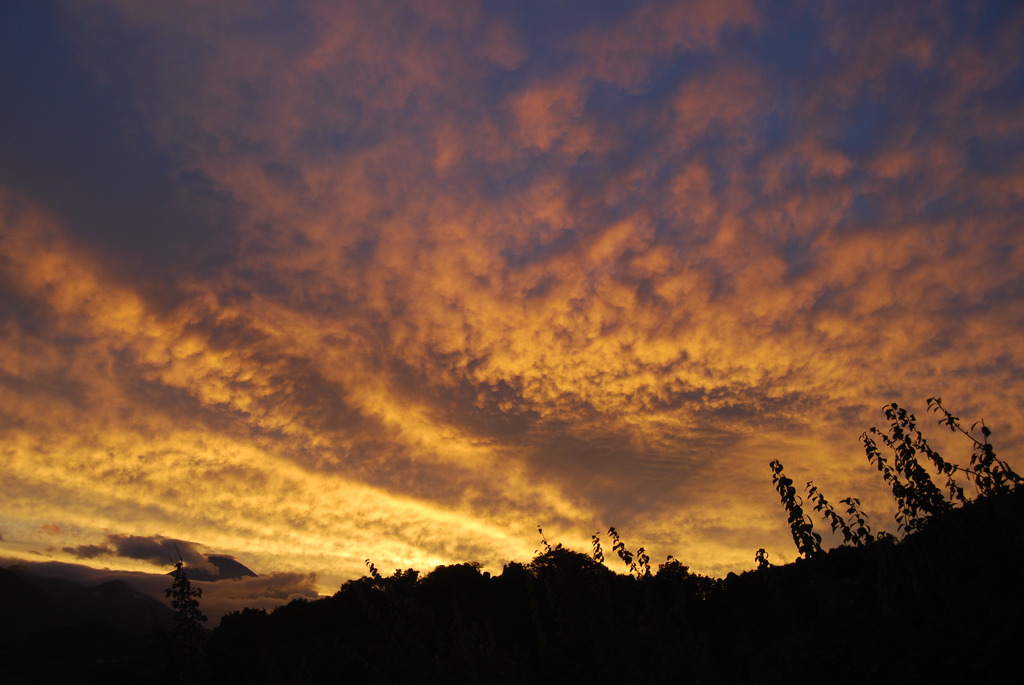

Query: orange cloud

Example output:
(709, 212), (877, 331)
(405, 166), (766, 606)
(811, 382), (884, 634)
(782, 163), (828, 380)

(2, 1), (1023, 586)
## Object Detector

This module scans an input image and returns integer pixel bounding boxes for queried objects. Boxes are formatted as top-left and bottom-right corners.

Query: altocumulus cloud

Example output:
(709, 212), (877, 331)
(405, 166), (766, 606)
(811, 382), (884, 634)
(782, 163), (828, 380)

(0, 0), (1023, 585)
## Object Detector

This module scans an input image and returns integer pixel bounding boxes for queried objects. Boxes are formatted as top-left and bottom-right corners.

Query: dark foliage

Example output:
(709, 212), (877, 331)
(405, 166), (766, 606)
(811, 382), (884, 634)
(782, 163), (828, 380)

(153, 559), (209, 682)
(4, 399), (1018, 683)
(202, 487), (1023, 683)
(202, 399), (1021, 683)
(205, 550), (724, 684)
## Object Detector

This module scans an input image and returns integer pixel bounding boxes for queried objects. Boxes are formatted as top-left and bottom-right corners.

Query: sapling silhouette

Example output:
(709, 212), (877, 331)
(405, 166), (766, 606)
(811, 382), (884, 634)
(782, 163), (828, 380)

(769, 399), (1021, 559)
(167, 560), (207, 636)
(863, 402), (950, 533)
(157, 558), (208, 683)
(537, 526), (562, 554)
(806, 480), (856, 544)
(606, 526), (652, 577)
(927, 397), (1022, 497)
(769, 459), (822, 557)
(365, 558), (382, 581)
(839, 497), (873, 545)
(861, 399), (1022, 535)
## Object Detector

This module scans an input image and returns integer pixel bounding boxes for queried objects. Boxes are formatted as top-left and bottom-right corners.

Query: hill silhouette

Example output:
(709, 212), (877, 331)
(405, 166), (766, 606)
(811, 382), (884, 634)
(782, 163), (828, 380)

(0, 567), (174, 682)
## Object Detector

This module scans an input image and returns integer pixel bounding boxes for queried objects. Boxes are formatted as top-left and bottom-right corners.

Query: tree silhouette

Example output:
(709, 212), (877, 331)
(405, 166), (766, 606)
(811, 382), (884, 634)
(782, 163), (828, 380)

(158, 559), (208, 682)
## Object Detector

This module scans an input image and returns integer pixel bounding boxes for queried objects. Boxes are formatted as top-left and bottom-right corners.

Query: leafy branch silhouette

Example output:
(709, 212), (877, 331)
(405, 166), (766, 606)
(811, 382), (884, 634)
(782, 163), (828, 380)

(771, 398), (1021, 556)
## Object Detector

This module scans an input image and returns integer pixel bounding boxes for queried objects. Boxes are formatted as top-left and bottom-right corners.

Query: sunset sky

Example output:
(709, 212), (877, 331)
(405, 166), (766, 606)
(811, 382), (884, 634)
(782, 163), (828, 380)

(2, 1), (1023, 599)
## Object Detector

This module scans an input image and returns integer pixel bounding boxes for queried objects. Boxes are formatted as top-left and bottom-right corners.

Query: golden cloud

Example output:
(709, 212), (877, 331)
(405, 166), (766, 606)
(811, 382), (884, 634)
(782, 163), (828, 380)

(2, 2), (1023, 585)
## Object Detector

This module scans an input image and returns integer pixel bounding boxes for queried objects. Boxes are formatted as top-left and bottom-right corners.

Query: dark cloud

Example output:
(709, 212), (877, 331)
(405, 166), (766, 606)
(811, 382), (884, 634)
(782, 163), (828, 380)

(62, 543), (110, 559)
(106, 534), (205, 566)
(60, 535), (265, 583)
(63, 534), (217, 574)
